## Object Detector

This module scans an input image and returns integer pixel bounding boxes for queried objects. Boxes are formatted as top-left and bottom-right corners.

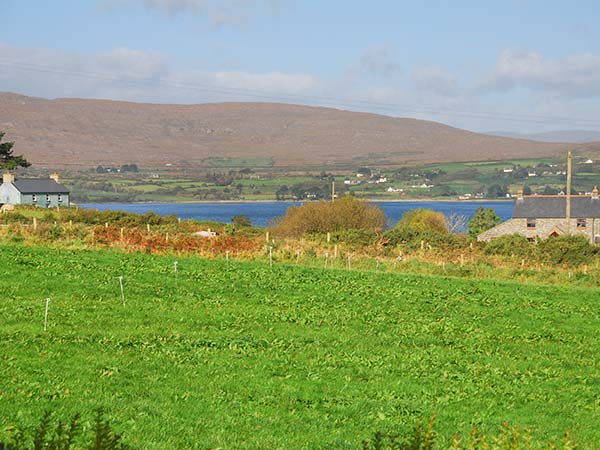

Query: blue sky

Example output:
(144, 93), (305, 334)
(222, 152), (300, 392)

(2, 0), (600, 133)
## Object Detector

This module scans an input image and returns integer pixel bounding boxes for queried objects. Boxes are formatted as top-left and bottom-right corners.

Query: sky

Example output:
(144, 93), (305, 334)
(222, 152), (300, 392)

(1, 0), (600, 133)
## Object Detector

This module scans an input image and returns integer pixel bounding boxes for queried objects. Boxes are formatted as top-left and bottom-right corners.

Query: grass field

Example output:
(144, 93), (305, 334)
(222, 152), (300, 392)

(2, 244), (600, 449)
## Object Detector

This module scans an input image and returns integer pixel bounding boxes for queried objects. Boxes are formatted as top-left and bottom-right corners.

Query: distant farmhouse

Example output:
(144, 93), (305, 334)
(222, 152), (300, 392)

(0, 172), (70, 208)
(479, 152), (600, 244)
(478, 187), (600, 244)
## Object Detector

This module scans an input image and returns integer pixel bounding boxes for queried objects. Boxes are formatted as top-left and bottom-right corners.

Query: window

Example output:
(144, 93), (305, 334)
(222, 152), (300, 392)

(45, 194), (50, 203)
(32, 194), (37, 202)
(57, 194), (62, 203)
(577, 218), (587, 229)
(526, 218), (536, 229)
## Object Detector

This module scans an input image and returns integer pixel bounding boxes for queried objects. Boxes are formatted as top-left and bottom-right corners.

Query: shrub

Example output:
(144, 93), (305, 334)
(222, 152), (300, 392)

(384, 226), (464, 252)
(232, 214), (252, 228)
(273, 197), (386, 237)
(330, 228), (381, 246)
(0, 212), (30, 224)
(537, 234), (597, 266)
(484, 234), (532, 258)
(397, 209), (448, 234)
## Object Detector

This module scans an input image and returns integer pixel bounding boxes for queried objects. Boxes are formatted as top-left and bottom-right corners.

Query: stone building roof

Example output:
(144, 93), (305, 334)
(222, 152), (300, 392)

(12, 179), (70, 194)
(513, 195), (600, 218)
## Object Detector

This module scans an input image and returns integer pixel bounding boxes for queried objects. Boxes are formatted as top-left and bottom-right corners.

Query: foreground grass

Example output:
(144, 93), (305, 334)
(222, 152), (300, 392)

(1, 244), (599, 449)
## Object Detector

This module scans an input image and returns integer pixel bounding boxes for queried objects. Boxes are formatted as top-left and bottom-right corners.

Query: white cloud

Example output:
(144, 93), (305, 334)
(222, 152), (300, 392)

(480, 48), (600, 97)
(0, 43), (169, 100)
(0, 42), (318, 104)
(411, 66), (459, 97)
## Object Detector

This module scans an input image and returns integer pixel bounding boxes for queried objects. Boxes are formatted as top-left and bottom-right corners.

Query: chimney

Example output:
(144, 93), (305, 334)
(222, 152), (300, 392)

(2, 172), (15, 184)
(593, 186), (599, 201)
(517, 188), (524, 201)
(50, 172), (60, 183)
(566, 151), (572, 234)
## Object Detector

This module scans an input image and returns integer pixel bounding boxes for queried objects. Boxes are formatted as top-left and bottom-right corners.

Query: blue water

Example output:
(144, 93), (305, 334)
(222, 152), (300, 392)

(82, 201), (513, 228)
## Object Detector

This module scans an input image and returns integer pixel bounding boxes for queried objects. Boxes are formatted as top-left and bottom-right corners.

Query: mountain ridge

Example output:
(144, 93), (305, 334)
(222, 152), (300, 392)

(486, 130), (600, 144)
(0, 92), (596, 169)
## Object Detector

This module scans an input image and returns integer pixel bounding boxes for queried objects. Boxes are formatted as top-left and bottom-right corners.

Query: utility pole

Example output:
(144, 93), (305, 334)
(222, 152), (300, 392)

(566, 151), (572, 234)
(331, 180), (335, 202)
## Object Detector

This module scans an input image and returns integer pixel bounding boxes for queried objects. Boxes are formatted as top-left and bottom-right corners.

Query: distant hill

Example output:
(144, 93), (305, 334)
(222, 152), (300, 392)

(487, 130), (600, 144)
(0, 92), (595, 170)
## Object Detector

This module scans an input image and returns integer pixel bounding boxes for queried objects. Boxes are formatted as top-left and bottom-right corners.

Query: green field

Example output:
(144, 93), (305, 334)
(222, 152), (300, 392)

(2, 244), (600, 449)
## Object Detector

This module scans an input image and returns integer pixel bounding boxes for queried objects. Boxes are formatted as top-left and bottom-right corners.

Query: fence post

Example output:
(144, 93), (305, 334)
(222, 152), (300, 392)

(118, 276), (125, 305)
(44, 297), (51, 331)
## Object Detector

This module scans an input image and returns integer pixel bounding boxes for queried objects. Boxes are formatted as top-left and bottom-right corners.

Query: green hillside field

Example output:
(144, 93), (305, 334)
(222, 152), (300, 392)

(1, 244), (599, 449)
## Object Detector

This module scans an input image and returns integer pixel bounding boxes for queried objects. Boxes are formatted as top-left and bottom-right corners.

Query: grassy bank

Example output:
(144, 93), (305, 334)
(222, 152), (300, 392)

(1, 244), (599, 448)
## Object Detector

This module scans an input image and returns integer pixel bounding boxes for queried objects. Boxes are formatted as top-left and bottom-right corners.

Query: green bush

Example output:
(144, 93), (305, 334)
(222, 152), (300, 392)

(0, 212), (30, 224)
(484, 234), (532, 258)
(330, 228), (381, 246)
(538, 234), (597, 266)
(384, 226), (464, 251)
(60, 209), (179, 227)
(397, 209), (447, 234)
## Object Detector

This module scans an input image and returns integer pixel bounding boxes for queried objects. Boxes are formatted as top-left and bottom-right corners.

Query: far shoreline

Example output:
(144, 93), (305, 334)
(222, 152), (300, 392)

(80, 198), (513, 205)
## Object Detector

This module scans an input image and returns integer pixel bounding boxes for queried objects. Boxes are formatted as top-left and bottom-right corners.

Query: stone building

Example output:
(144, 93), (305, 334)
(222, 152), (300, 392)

(0, 172), (70, 208)
(478, 187), (600, 244)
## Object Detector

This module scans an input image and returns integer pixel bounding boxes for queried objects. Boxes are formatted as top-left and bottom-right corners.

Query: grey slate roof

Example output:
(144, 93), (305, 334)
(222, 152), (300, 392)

(513, 196), (600, 218)
(12, 179), (70, 194)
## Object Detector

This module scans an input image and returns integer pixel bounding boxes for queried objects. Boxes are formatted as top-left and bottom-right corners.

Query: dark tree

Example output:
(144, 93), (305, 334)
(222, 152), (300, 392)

(486, 184), (508, 198)
(467, 206), (501, 238)
(232, 215), (252, 228)
(0, 132), (30, 170)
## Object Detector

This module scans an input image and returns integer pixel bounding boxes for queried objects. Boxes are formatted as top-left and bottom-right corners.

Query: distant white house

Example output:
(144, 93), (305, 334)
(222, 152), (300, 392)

(585, 159), (594, 164)
(503, 168), (513, 173)
(387, 186), (403, 193)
